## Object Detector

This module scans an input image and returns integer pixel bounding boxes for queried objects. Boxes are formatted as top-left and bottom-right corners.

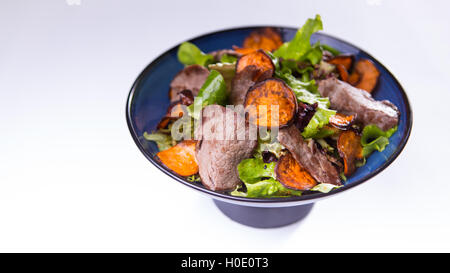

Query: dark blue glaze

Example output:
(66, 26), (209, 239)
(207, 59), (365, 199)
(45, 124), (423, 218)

(126, 27), (412, 211)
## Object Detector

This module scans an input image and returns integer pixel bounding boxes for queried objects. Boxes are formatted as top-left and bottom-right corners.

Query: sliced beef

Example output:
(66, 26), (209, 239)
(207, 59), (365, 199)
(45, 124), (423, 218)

(209, 49), (242, 62)
(277, 125), (341, 185)
(195, 105), (257, 191)
(169, 65), (209, 103)
(318, 78), (399, 131)
(229, 65), (272, 106)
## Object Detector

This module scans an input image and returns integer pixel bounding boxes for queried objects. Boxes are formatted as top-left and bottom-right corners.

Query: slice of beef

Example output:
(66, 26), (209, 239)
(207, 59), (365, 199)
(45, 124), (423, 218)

(318, 78), (399, 131)
(195, 105), (257, 191)
(277, 125), (341, 185)
(229, 65), (272, 106)
(209, 49), (242, 62)
(169, 65), (209, 103)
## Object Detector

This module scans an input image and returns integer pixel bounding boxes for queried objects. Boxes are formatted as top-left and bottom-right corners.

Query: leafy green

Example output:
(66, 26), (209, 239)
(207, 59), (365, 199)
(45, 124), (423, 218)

(303, 42), (323, 64)
(220, 54), (237, 64)
(232, 158), (303, 198)
(320, 44), (340, 56)
(273, 15), (323, 63)
(302, 108), (336, 139)
(361, 125), (398, 157)
(276, 70), (336, 138)
(187, 174), (201, 182)
(207, 63), (235, 92)
(143, 131), (174, 151)
(311, 183), (342, 193)
(187, 70), (228, 119)
(313, 127), (337, 139)
(316, 138), (334, 152)
(231, 178), (303, 198)
(177, 42), (214, 66)
(237, 158), (276, 183)
(232, 157), (342, 197)
(253, 139), (286, 160)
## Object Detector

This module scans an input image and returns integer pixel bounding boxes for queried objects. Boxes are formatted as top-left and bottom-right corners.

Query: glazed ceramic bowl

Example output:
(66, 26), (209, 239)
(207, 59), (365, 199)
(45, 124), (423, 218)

(126, 27), (412, 228)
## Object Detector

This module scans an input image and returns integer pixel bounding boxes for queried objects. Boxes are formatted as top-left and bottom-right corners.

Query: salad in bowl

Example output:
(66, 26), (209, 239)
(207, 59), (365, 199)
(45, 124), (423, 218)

(142, 15), (401, 199)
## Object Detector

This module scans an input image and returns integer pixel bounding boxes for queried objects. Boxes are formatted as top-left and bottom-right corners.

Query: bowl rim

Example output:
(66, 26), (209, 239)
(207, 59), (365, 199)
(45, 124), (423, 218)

(125, 25), (413, 205)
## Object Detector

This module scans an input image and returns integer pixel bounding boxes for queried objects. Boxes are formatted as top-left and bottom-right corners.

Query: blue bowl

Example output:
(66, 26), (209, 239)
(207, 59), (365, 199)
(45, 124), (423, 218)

(126, 27), (412, 228)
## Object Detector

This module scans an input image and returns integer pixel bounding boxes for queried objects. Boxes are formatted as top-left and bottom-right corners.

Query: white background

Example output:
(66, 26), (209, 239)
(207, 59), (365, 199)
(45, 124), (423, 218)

(1, 0), (449, 252)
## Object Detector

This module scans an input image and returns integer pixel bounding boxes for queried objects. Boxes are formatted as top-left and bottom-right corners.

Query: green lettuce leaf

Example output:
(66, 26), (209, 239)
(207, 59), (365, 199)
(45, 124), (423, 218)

(187, 70), (228, 119)
(177, 42), (214, 66)
(302, 108), (336, 139)
(207, 62), (235, 92)
(232, 158), (303, 198)
(220, 54), (237, 64)
(143, 131), (174, 151)
(253, 139), (286, 160)
(231, 178), (303, 198)
(361, 125), (398, 157)
(310, 183), (342, 193)
(320, 44), (340, 56)
(237, 158), (276, 183)
(276, 70), (336, 138)
(273, 15), (323, 62)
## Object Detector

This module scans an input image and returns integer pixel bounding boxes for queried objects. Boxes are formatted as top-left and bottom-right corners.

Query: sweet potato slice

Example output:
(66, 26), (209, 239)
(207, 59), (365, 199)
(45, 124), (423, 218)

(335, 64), (349, 82)
(244, 78), (297, 128)
(352, 59), (380, 93)
(156, 102), (186, 129)
(337, 130), (363, 176)
(328, 55), (354, 70)
(234, 27), (283, 54)
(236, 49), (274, 82)
(275, 152), (317, 191)
(329, 113), (355, 130)
(347, 71), (361, 86)
(156, 140), (198, 176)
(233, 47), (257, 55)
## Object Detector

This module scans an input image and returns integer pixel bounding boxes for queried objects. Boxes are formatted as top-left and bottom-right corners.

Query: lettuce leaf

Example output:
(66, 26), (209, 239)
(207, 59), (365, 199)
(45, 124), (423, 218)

(361, 125), (398, 157)
(302, 108), (336, 138)
(187, 70), (228, 119)
(207, 62), (235, 92)
(237, 158), (276, 183)
(310, 183), (342, 193)
(253, 139), (286, 160)
(276, 70), (336, 138)
(320, 44), (340, 56)
(273, 15), (323, 63)
(231, 178), (303, 198)
(232, 157), (341, 197)
(232, 158), (303, 198)
(143, 131), (174, 151)
(177, 42), (214, 66)
(220, 54), (237, 64)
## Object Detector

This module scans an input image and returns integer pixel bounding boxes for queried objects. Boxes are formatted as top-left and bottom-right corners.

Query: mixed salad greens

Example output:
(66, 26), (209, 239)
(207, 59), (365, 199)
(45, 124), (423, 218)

(144, 15), (399, 198)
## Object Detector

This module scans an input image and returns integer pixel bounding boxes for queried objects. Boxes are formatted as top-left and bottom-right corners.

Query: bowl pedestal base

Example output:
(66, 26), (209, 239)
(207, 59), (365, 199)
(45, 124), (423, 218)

(213, 199), (314, 228)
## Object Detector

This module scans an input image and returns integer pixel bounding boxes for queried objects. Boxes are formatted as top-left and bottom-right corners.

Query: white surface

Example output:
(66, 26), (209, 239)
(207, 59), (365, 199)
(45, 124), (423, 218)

(0, 0), (449, 252)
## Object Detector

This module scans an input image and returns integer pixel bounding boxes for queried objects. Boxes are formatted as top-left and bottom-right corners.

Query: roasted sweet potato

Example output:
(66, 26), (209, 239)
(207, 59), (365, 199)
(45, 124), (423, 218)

(329, 113), (355, 130)
(244, 78), (297, 128)
(275, 152), (317, 191)
(352, 59), (380, 93)
(328, 55), (353, 70)
(347, 71), (361, 86)
(156, 140), (198, 176)
(233, 47), (256, 55)
(234, 27), (283, 54)
(156, 102), (186, 129)
(157, 117), (171, 130)
(236, 49), (274, 82)
(337, 130), (363, 176)
(335, 64), (349, 82)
